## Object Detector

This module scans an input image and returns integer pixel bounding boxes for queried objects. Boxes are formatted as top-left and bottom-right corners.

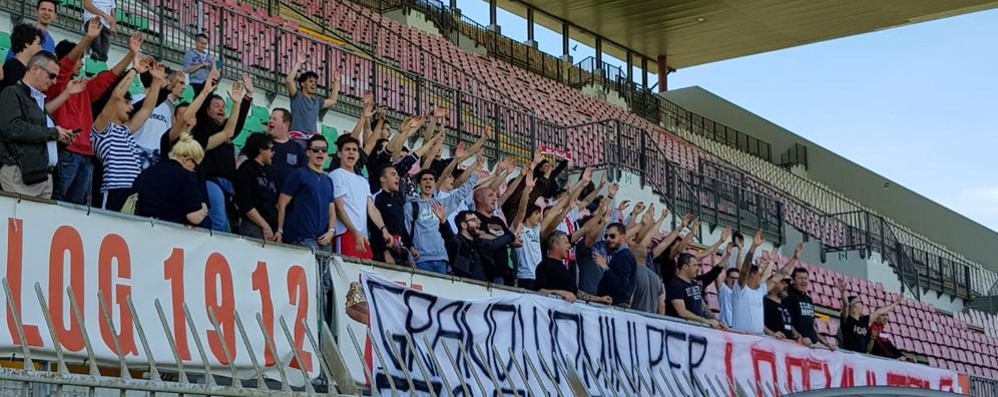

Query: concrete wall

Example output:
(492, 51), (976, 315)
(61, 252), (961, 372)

(663, 86), (998, 273)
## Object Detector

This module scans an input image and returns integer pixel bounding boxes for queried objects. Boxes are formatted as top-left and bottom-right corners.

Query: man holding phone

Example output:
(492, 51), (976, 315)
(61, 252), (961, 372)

(0, 52), (77, 198)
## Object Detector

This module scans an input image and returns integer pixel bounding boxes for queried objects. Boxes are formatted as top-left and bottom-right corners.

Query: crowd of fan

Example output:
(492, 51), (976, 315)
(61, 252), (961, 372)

(0, 1), (907, 362)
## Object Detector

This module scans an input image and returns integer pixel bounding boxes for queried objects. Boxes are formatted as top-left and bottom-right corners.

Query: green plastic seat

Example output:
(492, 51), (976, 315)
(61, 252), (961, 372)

(179, 85), (195, 102)
(233, 131), (260, 152)
(251, 105), (269, 121)
(321, 125), (339, 154)
(0, 32), (11, 50)
(127, 74), (145, 96)
(84, 59), (108, 76)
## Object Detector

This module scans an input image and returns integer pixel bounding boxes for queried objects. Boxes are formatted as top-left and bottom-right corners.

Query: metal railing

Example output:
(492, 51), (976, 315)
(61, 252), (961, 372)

(0, 277), (355, 394)
(8, 0), (989, 300)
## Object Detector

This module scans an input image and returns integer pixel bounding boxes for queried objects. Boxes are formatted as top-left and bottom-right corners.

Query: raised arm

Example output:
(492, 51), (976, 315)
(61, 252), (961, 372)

(767, 243), (803, 290)
(421, 107), (446, 142)
(669, 219), (700, 258)
(653, 213), (691, 259)
(835, 278), (850, 320)
(323, 73), (340, 109)
(67, 18), (102, 65)
(639, 208), (670, 248)
(714, 244), (735, 292)
(110, 34), (144, 77)
(204, 82), (245, 150)
(126, 63), (165, 133)
(695, 227), (732, 261)
(183, 67), (219, 122)
(576, 175), (606, 211)
(94, 62), (145, 132)
(737, 229), (764, 288)
(871, 296), (903, 325)
(285, 52), (305, 97)
(573, 199), (608, 245)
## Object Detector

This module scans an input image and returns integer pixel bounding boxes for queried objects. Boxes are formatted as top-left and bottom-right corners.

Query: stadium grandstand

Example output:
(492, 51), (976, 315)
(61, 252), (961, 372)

(1, 0), (997, 395)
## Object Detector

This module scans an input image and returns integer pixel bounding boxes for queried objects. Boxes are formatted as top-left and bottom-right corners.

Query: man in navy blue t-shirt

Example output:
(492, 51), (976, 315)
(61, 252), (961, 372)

(265, 108), (304, 193)
(276, 135), (335, 253)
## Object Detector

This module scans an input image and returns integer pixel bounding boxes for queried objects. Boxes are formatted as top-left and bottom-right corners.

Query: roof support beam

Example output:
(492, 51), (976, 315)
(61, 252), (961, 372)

(657, 55), (669, 93)
(488, 0), (498, 32)
(526, 7), (537, 48)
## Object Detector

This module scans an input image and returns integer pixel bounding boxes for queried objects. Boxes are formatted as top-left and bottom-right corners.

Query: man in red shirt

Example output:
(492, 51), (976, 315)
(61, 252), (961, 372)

(47, 17), (140, 204)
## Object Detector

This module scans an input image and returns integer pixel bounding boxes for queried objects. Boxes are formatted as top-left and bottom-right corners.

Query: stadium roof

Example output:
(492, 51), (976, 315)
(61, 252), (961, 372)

(498, 0), (998, 69)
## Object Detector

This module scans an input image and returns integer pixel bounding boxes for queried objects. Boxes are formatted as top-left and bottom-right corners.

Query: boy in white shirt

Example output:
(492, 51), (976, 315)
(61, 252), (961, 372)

(330, 135), (391, 260)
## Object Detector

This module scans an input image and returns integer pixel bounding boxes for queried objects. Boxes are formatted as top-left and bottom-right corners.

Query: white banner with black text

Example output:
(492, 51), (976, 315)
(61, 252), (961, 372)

(361, 272), (962, 395)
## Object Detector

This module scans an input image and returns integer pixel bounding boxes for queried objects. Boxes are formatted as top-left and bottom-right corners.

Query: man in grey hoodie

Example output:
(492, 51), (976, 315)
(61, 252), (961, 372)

(405, 156), (483, 274)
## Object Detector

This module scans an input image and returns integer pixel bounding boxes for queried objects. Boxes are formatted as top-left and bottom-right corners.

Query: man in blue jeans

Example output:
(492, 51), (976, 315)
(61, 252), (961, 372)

(276, 135), (336, 254)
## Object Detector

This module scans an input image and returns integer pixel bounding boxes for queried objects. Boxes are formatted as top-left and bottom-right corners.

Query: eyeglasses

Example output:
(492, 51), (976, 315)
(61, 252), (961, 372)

(308, 147), (327, 153)
(37, 66), (58, 80)
(606, 233), (618, 239)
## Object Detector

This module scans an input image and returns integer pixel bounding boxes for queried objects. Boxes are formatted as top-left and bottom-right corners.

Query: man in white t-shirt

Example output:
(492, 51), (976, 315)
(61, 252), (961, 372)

(330, 135), (391, 260)
(132, 68), (186, 169)
(731, 230), (796, 335)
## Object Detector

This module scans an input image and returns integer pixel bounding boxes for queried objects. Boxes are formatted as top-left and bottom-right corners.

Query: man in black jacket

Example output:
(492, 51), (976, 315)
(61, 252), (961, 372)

(438, 207), (515, 282)
(193, 72), (252, 232)
(0, 52), (75, 198)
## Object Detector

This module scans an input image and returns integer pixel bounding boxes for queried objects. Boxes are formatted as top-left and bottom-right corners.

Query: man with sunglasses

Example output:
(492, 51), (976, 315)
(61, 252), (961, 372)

(595, 222), (638, 308)
(0, 52), (76, 198)
(276, 135), (336, 253)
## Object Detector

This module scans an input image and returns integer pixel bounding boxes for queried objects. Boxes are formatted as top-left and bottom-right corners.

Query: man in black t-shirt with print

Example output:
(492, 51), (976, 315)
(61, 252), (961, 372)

(666, 253), (724, 329)
(782, 268), (835, 349)
(764, 278), (803, 342)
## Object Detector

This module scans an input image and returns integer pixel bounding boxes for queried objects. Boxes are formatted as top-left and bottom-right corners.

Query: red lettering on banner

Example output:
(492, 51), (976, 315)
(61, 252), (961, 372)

(888, 373), (930, 389)
(163, 248), (191, 360)
(5, 218), (43, 347)
(725, 341), (735, 397)
(98, 234), (137, 356)
(48, 225), (85, 352)
(840, 365), (855, 388)
(288, 266), (313, 371)
(786, 356), (827, 391)
(252, 262), (276, 366)
(751, 347), (778, 396)
(867, 370), (877, 386)
(205, 253), (236, 364)
(940, 377), (954, 392)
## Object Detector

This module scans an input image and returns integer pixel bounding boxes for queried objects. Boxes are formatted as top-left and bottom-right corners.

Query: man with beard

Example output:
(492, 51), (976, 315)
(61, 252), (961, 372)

(439, 208), (515, 281)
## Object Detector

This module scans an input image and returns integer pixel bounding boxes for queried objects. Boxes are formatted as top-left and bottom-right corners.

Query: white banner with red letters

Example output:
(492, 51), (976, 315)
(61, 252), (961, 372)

(359, 271), (963, 395)
(0, 196), (319, 383)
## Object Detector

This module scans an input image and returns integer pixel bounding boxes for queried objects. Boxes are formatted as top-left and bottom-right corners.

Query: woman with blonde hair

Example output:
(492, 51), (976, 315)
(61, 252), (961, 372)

(132, 131), (209, 226)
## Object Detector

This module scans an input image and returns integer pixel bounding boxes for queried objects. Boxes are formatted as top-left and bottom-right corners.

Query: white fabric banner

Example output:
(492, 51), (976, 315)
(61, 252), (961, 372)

(328, 256), (517, 385)
(361, 272), (963, 395)
(0, 197), (319, 382)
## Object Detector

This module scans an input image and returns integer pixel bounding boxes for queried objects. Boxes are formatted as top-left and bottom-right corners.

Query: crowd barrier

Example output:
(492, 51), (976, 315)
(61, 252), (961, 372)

(0, 193), (980, 395)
